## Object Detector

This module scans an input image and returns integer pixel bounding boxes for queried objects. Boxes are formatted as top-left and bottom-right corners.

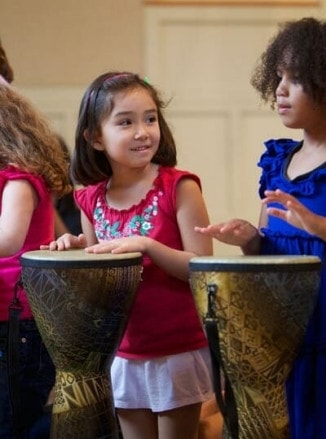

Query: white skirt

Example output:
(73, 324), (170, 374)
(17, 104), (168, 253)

(110, 347), (213, 412)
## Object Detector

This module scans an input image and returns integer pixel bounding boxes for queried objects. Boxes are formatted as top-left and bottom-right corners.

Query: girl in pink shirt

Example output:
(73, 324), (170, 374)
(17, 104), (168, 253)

(46, 71), (214, 439)
(0, 84), (70, 438)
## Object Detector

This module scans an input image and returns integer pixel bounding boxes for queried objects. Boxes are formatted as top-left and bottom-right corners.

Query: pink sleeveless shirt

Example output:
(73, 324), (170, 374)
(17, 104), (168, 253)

(75, 166), (208, 359)
(0, 166), (54, 321)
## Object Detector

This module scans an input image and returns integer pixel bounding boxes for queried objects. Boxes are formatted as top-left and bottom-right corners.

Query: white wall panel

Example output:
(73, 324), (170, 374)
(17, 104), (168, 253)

(167, 110), (231, 215)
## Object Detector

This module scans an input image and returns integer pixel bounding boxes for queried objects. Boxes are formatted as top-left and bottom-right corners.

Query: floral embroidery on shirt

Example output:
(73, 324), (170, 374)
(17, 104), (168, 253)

(93, 192), (163, 240)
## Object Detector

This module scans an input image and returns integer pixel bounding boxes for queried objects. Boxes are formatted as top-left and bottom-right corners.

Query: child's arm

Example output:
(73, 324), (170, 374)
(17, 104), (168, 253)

(263, 189), (326, 240)
(42, 211), (94, 251)
(0, 180), (37, 256)
(86, 178), (213, 281)
(194, 207), (266, 255)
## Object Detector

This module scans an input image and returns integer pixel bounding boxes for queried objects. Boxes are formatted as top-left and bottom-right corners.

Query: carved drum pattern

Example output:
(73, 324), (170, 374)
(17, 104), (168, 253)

(189, 255), (321, 439)
(20, 250), (143, 439)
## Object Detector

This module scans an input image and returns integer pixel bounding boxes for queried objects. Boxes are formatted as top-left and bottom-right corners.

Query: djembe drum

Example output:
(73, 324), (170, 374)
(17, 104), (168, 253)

(20, 249), (143, 439)
(189, 255), (321, 439)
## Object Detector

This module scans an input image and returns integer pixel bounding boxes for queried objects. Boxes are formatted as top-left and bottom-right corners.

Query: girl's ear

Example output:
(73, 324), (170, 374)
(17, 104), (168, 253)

(83, 129), (104, 151)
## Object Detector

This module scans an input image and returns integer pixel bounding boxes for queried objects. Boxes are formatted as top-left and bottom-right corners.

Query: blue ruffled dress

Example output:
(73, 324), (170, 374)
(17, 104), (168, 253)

(258, 138), (326, 439)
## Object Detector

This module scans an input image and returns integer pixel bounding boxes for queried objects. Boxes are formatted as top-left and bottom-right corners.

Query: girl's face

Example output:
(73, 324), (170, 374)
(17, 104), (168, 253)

(275, 68), (325, 130)
(94, 87), (160, 171)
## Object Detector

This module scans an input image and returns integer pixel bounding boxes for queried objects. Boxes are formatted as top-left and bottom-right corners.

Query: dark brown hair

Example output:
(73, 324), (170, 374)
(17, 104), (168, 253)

(71, 72), (177, 186)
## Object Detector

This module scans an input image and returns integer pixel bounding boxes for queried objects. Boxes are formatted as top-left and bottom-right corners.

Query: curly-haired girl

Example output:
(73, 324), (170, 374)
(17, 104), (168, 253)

(0, 84), (71, 439)
(196, 17), (326, 439)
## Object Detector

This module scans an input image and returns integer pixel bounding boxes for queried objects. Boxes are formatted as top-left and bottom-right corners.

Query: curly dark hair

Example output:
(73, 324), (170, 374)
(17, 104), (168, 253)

(72, 71), (177, 186)
(251, 17), (326, 108)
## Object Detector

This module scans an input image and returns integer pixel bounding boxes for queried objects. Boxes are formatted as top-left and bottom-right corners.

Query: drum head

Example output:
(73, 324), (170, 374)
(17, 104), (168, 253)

(20, 249), (143, 268)
(189, 255), (321, 272)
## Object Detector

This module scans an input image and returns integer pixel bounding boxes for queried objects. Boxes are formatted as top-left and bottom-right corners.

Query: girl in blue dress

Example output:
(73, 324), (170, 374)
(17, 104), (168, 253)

(196, 17), (326, 439)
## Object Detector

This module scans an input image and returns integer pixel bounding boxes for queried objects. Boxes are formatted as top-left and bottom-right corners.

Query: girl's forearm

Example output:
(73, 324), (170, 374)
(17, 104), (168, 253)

(145, 238), (202, 282)
(241, 230), (262, 255)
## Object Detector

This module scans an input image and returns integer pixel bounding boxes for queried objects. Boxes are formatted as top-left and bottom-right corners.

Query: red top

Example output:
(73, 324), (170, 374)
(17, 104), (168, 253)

(0, 166), (54, 321)
(75, 166), (208, 359)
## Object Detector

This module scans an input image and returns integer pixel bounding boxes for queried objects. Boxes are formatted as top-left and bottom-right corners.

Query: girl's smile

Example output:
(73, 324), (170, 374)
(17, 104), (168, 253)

(95, 88), (160, 169)
(130, 145), (152, 152)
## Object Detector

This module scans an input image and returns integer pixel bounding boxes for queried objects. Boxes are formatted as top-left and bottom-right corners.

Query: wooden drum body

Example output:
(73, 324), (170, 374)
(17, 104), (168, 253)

(189, 255), (321, 439)
(20, 249), (143, 439)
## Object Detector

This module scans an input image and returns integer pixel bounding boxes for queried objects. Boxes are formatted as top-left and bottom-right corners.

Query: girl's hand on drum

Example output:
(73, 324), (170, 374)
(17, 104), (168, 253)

(86, 236), (146, 254)
(195, 220), (258, 247)
(40, 233), (87, 251)
(263, 189), (326, 238)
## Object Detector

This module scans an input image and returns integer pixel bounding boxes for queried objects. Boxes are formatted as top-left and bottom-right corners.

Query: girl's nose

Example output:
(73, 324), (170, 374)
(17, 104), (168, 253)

(134, 124), (149, 139)
(276, 77), (287, 97)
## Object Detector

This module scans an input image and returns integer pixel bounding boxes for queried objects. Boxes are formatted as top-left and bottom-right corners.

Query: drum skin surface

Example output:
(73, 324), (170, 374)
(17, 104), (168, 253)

(189, 255), (321, 439)
(20, 249), (143, 439)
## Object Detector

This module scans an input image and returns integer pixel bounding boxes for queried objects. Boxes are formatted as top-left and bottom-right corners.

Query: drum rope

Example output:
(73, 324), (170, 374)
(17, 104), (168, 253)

(204, 283), (239, 439)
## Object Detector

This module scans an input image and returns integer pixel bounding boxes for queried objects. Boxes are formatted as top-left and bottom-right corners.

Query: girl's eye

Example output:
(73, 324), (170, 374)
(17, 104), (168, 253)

(291, 74), (301, 84)
(276, 71), (283, 85)
(119, 119), (132, 126)
(276, 69), (301, 85)
(146, 115), (157, 124)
